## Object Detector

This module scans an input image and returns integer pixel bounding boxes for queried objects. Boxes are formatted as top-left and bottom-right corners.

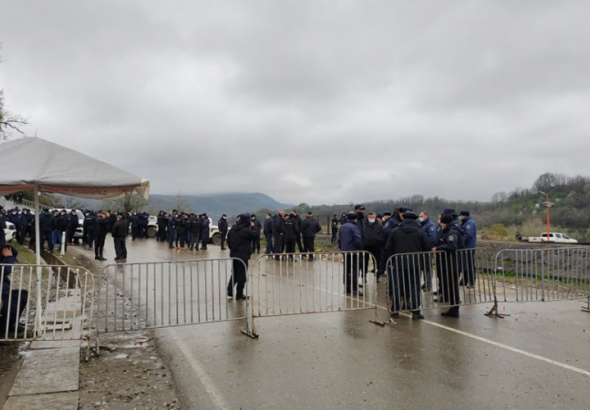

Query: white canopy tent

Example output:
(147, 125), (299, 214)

(0, 137), (150, 331)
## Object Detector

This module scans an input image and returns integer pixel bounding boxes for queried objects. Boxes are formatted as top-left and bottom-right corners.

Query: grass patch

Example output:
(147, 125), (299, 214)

(11, 242), (38, 265)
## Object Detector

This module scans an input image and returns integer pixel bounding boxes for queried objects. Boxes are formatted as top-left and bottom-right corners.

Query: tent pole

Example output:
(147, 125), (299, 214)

(34, 184), (42, 335)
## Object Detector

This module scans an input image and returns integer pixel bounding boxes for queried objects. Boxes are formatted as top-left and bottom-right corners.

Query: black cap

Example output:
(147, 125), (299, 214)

(383, 211), (392, 216)
(239, 213), (251, 224)
(403, 210), (418, 220)
(460, 210), (470, 216)
(442, 207), (456, 215)
(440, 214), (454, 224)
(354, 204), (365, 211)
(347, 212), (358, 220)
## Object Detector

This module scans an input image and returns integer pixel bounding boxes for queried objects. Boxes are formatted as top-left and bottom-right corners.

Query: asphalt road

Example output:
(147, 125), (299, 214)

(91, 237), (590, 410)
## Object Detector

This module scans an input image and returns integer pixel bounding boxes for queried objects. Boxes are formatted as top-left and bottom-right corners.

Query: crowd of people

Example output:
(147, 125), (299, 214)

(333, 204), (477, 319)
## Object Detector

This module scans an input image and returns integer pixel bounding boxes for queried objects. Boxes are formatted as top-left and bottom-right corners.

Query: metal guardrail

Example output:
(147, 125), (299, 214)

(385, 249), (496, 316)
(1, 264), (95, 349)
(248, 251), (385, 334)
(495, 247), (590, 304)
(96, 259), (256, 350)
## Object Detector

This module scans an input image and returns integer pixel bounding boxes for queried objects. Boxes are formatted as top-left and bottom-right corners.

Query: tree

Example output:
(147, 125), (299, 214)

(0, 45), (28, 140)
(174, 192), (192, 213)
(102, 194), (149, 213)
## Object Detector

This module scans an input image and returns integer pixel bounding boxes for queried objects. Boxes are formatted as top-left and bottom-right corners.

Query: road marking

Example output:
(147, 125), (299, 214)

(172, 330), (230, 410)
(255, 260), (590, 378)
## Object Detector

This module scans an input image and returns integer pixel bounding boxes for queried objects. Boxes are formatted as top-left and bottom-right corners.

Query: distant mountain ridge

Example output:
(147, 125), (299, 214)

(149, 192), (294, 220)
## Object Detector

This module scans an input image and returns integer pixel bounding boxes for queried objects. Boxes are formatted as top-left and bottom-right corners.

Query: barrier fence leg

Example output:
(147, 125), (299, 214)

(484, 296), (510, 319)
(370, 305), (385, 327)
(582, 294), (590, 313)
(241, 293), (259, 339)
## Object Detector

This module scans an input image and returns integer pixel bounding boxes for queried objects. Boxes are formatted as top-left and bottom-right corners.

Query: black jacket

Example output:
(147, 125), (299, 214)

(263, 217), (273, 235)
(39, 212), (56, 233)
(284, 216), (299, 239)
(95, 216), (108, 237)
(272, 214), (285, 236)
(384, 219), (430, 260)
(189, 216), (201, 235)
(56, 214), (69, 232)
(435, 224), (464, 253)
(251, 218), (262, 236)
(112, 220), (128, 238)
(84, 214), (97, 233)
(228, 222), (256, 261)
(301, 217), (321, 238)
(176, 217), (188, 235)
(67, 213), (79, 232)
(363, 221), (383, 247)
(218, 218), (228, 233)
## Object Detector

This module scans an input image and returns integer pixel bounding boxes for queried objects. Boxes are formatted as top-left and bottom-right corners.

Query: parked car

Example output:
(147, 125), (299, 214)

(528, 232), (578, 244)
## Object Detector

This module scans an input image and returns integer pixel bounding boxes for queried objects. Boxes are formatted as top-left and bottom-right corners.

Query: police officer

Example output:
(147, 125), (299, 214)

(167, 210), (178, 249)
(384, 210), (430, 320)
(0, 206), (6, 248)
(199, 214), (210, 250)
(301, 211), (321, 260)
(227, 213), (256, 300)
(83, 211), (97, 249)
(39, 207), (56, 251)
(419, 211), (437, 291)
(218, 214), (228, 250)
(363, 211), (382, 277)
(130, 212), (140, 240)
(175, 213), (188, 249)
(459, 210), (477, 288)
(432, 213), (463, 317)
(338, 212), (363, 296)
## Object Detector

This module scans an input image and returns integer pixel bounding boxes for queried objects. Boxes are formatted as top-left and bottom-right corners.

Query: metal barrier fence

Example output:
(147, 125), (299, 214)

(495, 247), (590, 304)
(248, 251), (385, 334)
(96, 258), (255, 350)
(385, 249), (496, 316)
(1, 264), (95, 349)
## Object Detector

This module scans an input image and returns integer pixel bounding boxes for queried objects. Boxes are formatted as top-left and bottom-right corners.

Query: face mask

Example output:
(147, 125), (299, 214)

(418, 217), (424, 223)
(437, 219), (441, 224)
(368, 218), (375, 223)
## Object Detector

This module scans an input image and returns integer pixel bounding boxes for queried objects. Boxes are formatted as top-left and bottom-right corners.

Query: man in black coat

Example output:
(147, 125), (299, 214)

(384, 210), (430, 320)
(300, 211), (321, 260)
(227, 213), (256, 300)
(291, 210), (304, 253)
(199, 214), (210, 250)
(94, 212), (109, 260)
(283, 213), (299, 260)
(217, 214), (228, 250)
(363, 212), (383, 277)
(83, 211), (97, 249)
(272, 210), (285, 257)
(112, 214), (128, 261)
(263, 213), (273, 254)
(330, 213), (339, 244)
(130, 212), (140, 241)
(250, 214), (262, 253)
(67, 209), (79, 244)
(39, 207), (56, 251)
(156, 211), (168, 242)
(188, 213), (201, 250)
(175, 213), (188, 249)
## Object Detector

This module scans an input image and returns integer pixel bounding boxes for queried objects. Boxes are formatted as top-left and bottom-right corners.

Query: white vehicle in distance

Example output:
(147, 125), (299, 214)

(146, 216), (221, 244)
(528, 232), (578, 244)
(4, 221), (16, 243)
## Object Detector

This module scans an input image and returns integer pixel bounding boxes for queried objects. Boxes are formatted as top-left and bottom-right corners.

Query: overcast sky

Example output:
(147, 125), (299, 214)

(1, 1), (589, 205)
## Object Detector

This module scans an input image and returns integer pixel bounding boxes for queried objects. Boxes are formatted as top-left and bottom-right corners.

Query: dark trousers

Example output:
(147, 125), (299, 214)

(251, 236), (260, 252)
(343, 253), (360, 292)
(285, 238), (296, 255)
(95, 235), (106, 258)
(461, 250), (476, 286)
(18, 226), (26, 244)
(41, 230), (54, 251)
(220, 231), (227, 249)
(331, 228), (338, 243)
(302, 236), (315, 260)
(158, 226), (167, 242)
(389, 268), (421, 312)
(114, 237), (127, 260)
(364, 245), (381, 275)
(67, 229), (76, 244)
(86, 232), (95, 248)
(167, 228), (176, 248)
(131, 227), (140, 240)
(295, 235), (303, 253)
(437, 253), (460, 305)
(175, 232), (186, 248)
(1, 289), (29, 334)
(272, 235), (283, 253)
(227, 259), (249, 297)
(189, 233), (199, 250)
(265, 234), (273, 253)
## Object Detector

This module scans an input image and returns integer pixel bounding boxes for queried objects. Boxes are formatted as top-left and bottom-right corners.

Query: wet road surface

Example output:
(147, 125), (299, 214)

(89, 238), (590, 409)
